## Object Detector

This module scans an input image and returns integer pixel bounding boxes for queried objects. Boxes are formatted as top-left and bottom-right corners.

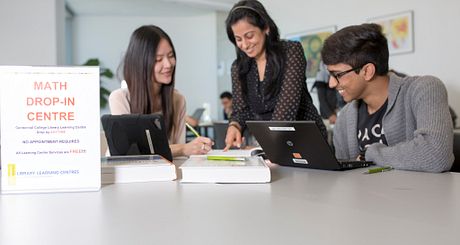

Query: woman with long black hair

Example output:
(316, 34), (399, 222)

(109, 25), (212, 156)
(224, 0), (327, 149)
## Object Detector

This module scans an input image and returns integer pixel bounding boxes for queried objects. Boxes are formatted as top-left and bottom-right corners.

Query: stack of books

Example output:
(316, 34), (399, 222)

(101, 155), (176, 184)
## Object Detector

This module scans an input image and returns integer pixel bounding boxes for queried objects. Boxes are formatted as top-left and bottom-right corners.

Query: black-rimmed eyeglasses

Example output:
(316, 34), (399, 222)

(329, 66), (363, 83)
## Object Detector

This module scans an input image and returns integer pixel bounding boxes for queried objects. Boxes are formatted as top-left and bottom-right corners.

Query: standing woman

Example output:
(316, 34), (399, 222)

(109, 25), (212, 156)
(224, 0), (327, 149)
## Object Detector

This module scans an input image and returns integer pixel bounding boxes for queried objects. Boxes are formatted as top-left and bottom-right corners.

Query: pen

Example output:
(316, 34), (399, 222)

(207, 156), (245, 161)
(185, 122), (201, 137)
(186, 123), (208, 150)
(365, 166), (393, 174)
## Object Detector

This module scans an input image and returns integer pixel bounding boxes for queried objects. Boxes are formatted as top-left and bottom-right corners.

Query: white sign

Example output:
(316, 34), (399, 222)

(0, 66), (101, 194)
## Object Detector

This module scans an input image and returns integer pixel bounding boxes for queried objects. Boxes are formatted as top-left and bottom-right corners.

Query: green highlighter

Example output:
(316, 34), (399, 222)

(207, 156), (246, 161)
(365, 166), (393, 174)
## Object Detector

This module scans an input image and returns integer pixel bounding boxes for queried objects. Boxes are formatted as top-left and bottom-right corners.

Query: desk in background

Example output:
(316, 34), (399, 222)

(1, 162), (459, 245)
(197, 121), (213, 138)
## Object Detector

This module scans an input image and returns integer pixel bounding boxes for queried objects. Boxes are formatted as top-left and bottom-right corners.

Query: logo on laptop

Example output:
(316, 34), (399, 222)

(292, 153), (302, 158)
(268, 127), (295, 131)
(293, 159), (308, 164)
(286, 140), (294, 147)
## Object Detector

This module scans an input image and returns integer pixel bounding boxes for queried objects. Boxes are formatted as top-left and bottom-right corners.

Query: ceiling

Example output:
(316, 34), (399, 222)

(66, 0), (238, 16)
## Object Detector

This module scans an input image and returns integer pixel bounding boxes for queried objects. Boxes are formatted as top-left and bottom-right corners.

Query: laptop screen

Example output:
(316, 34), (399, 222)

(191, 108), (205, 121)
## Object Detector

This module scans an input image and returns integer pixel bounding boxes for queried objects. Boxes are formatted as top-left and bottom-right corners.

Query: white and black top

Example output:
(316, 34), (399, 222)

(357, 99), (388, 155)
(230, 40), (327, 140)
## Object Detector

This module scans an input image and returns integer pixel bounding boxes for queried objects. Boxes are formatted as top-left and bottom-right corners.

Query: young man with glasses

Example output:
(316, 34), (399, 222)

(321, 23), (453, 172)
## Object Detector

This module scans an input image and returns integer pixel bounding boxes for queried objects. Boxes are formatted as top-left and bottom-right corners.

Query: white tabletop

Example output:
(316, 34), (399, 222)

(1, 163), (459, 245)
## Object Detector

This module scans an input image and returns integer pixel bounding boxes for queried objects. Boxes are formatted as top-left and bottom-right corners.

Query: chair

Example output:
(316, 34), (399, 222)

(212, 121), (228, 149)
(451, 129), (460, 172)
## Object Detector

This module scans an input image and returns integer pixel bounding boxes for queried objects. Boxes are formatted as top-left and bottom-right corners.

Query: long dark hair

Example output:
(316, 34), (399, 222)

(123, 25), (176, 137)
(225, 0), (285, 97)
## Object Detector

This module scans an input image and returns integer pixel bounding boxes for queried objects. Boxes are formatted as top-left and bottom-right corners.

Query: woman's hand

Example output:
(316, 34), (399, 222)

(224, 125), (243, 151)
(182, 136), (213, 156)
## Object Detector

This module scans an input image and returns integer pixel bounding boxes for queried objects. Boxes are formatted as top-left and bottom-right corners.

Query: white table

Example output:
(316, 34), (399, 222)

(1, 163), (459, 245)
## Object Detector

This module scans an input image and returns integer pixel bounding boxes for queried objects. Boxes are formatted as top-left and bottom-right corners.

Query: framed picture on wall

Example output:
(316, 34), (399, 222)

(285, 26), (336, 78)
(368, 10), (414, 55)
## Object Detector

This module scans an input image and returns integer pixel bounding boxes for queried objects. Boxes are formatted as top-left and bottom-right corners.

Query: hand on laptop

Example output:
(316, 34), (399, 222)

(183, 136), (213, 156)
(224, 125), (243, 151)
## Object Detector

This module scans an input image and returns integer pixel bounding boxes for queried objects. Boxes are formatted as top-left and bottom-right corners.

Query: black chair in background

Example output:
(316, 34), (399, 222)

(451, 130), (460, 172)
(449, 106), (457, 129)
(212, 121), (228, 149)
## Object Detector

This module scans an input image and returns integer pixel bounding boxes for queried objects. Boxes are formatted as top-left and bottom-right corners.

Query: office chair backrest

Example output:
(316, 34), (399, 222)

(451, 130), (460, 172)
(212, 121), (228, 149)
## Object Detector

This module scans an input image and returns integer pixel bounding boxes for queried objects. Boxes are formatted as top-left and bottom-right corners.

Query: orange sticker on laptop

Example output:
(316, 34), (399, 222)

(293, 153), (302, 158)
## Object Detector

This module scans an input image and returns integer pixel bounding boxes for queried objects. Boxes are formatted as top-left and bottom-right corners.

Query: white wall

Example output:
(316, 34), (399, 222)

(216, 11), (236, 120)
(72, 14), (219, 118)
(261, 0), (460, 116)
(2, 0), (458, 117)
(0, 0), (65, 65)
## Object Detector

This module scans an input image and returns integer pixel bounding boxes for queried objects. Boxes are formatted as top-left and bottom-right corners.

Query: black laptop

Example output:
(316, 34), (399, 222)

(101, 114), (173, 161)
(246, 121), (372, 170)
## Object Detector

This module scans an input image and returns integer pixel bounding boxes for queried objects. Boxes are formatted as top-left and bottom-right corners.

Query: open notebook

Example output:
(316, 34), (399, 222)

(205, 147), (264, 158)
(180, 155), (270, 183)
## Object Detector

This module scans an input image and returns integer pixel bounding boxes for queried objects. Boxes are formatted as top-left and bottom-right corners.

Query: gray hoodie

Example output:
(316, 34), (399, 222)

(333, 73), (454, 172)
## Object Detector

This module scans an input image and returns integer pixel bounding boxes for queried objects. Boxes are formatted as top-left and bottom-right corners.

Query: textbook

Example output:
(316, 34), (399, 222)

(101, 155), (176, 184)
(180, 156), (270, 183)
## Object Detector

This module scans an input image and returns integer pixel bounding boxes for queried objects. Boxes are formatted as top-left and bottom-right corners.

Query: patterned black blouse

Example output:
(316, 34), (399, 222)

(230, 40), (328, 140)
